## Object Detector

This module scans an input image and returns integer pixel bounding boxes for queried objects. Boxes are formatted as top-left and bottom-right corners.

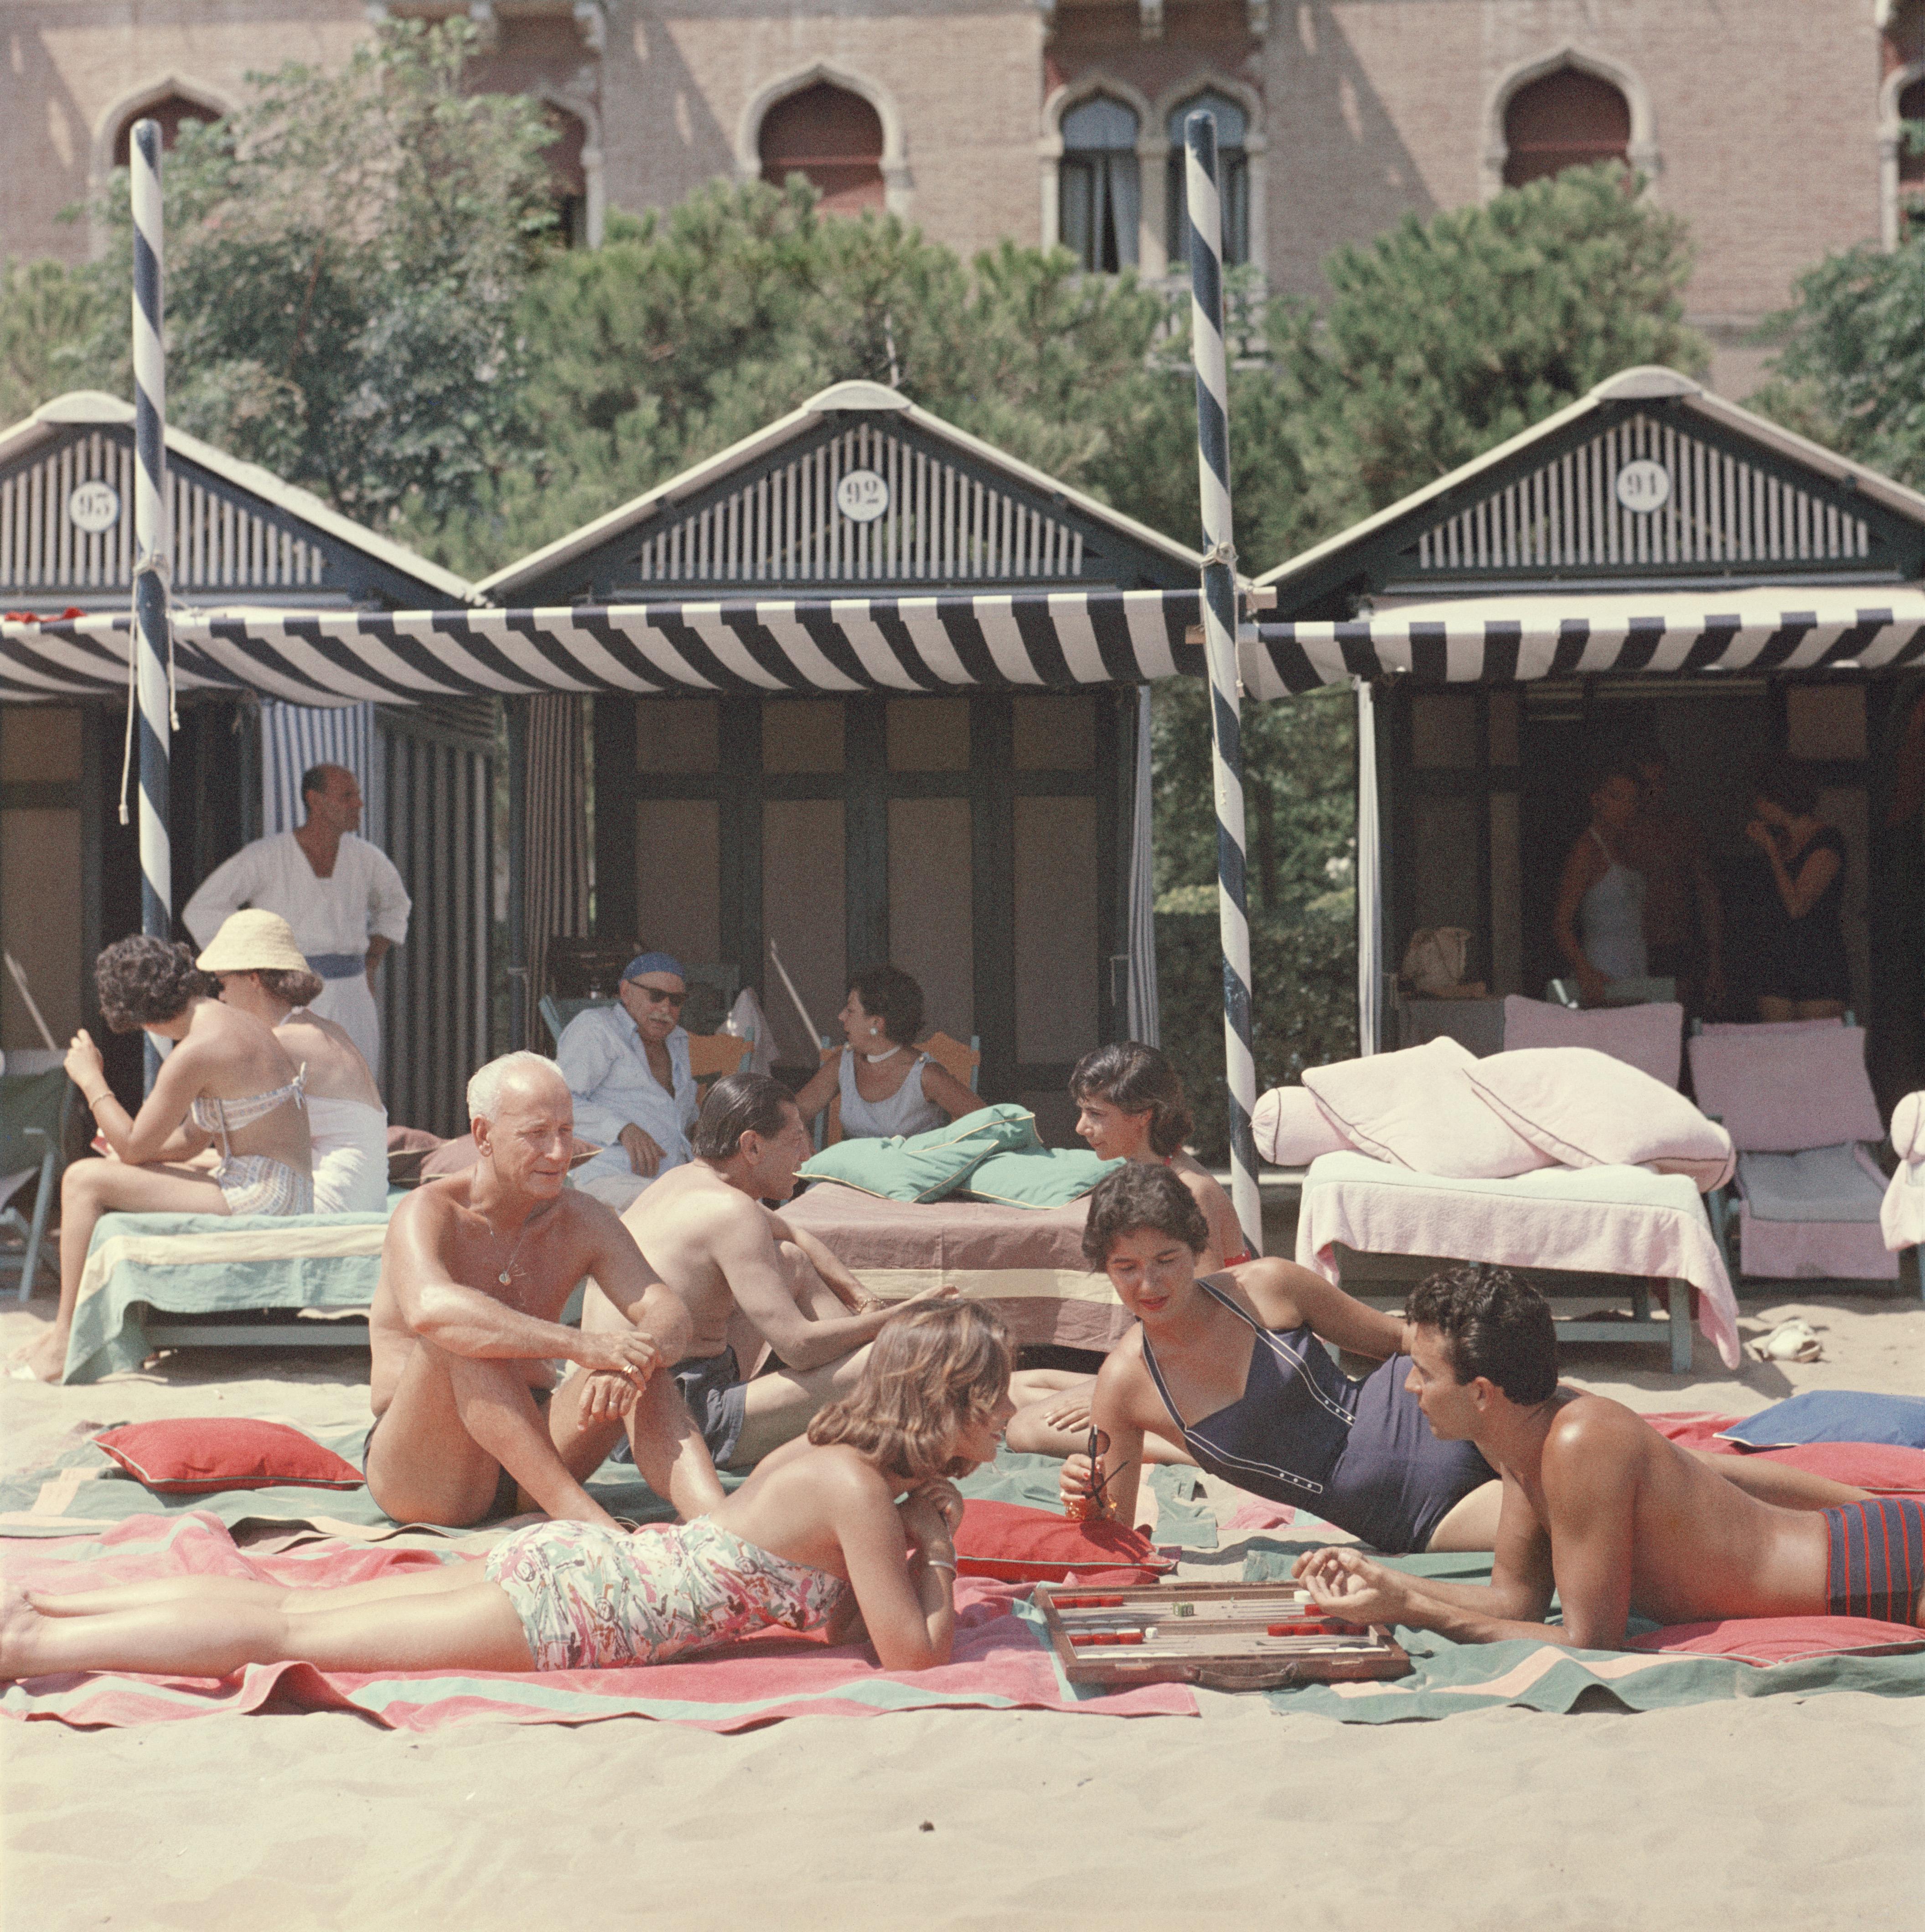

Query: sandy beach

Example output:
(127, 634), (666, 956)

(4, 1287), (1922, 1932)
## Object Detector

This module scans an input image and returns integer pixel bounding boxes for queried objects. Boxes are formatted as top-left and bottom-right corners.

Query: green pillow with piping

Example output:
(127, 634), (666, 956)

(962, 1145), (1125, 1210)
(796, 1104), (1039, 1204)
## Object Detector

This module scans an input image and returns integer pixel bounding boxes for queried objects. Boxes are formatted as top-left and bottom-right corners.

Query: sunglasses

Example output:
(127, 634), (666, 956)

(629, 983), (686, 1007)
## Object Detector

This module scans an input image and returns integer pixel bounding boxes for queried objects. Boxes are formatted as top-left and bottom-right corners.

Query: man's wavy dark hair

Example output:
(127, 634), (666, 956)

(1407, 1263), (1558, 1405)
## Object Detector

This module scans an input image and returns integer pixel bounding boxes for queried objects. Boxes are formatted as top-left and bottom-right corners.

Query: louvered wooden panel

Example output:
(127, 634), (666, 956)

(0, 433), (326, 593)
(629, 422), (1086, 585)
(1413, 414), (1870, 573)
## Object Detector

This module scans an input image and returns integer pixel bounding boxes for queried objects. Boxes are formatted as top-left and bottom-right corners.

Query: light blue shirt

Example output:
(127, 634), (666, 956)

(555, 1005), (699, 1190)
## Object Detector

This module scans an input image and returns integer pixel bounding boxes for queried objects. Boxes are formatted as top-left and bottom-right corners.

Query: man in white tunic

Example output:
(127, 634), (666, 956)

(556, 952), (700, 1211)
(182, 764), (410, 1074)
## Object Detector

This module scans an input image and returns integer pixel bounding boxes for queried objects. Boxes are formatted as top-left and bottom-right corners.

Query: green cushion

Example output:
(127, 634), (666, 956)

(962, 1146), (1125, 1210)
(796, 1104), (1039, 1204)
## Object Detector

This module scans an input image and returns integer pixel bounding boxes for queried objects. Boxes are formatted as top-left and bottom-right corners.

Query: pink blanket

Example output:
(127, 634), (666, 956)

(1296, 1152), (1742, 1368)
(0, 1514), (1196, 1732)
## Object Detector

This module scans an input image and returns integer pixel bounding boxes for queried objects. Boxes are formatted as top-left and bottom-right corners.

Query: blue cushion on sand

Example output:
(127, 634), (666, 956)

(1721, 1390), (1925, 1450)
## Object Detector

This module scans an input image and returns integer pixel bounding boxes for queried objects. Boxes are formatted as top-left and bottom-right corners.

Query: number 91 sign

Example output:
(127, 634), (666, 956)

(835, 469), (890, 523)
(1614, 460), (1671, 514)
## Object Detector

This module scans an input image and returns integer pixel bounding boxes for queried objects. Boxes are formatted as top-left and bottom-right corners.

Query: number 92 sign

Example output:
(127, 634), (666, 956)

(835, 469), (890, 523)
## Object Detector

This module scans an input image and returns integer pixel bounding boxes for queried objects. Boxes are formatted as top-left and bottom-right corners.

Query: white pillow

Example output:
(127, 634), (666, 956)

(1501, 995), (1684, 1089)
(1302, 1037), (1553, 1180)
(1466, 1048), (1735, 1192)
(1890, 1093), (1925, 1166)
(1252, 1085), (1354, 1166)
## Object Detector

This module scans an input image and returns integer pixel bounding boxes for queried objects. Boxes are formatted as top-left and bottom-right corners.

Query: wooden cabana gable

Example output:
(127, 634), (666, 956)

(0, 392), (473, 615)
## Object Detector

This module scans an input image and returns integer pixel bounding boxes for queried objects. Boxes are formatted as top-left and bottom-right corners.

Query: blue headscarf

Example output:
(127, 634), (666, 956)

(623, 951), (685, 982)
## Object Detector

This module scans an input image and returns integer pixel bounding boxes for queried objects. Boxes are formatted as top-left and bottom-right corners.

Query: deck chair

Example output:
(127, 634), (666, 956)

(538, 994), (600, 1049)
(1687, 1018), (1894, 1283)
(0, 1064), (72, 1300)
(684, 1034), (751, 1096)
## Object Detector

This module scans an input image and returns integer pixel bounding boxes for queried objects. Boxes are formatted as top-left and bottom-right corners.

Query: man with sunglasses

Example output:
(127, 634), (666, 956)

(556, 952), (702, 1211)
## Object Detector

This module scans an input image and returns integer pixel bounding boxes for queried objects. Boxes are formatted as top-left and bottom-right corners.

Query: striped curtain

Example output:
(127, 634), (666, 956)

(522, 694), (591, 1047)
(260, 700), (384, 843)
(1125, 684), (1161, 1045)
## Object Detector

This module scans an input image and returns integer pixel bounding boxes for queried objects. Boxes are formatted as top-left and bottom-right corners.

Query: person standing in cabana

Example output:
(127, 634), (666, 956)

(791, 965), (978, 1143)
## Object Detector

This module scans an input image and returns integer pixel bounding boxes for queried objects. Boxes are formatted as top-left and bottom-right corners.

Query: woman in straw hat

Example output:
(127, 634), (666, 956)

(198, 910), (388, 1216)
(13, 936), (311, 1382)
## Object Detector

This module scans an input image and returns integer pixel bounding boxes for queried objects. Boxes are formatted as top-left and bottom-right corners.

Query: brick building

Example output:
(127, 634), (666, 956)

(5, 1), (1923, 395)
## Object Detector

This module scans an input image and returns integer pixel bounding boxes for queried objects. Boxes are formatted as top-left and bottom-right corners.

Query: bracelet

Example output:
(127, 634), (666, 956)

(86, 1090), (112, 1111)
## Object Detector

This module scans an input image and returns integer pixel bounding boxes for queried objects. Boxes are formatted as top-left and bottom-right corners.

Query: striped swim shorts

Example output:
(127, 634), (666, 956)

(1823, 1497), (1925, 1625)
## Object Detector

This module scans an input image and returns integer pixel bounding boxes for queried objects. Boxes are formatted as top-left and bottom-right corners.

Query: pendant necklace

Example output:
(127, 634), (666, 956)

(491, 1214), (536, 1287)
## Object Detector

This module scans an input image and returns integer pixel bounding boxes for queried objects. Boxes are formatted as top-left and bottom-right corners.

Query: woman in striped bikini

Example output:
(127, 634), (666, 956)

(2, 1302), (1016, 1682)
(12, 936), (312, 1383)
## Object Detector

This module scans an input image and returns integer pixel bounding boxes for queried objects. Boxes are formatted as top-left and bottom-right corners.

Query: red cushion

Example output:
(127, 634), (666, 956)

(1644, 1412), (1925, 1493)
(952, 1499), (1175, 1586)
(1627, 1617), (1925, 1666)
(93, 1420), (364, 1494)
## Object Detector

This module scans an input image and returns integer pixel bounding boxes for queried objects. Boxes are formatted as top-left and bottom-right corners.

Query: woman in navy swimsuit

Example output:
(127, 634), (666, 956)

(1061, 1165), (1502, 1554)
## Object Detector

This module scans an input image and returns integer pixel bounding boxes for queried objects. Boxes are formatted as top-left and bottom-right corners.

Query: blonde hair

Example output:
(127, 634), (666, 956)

(808, 1302), (1013, 1485)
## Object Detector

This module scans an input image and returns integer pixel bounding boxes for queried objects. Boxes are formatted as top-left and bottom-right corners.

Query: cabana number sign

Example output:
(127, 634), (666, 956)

(835, 467), (890, 522)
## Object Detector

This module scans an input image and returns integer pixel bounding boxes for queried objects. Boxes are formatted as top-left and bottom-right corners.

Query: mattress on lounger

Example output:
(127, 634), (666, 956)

(781, 1181), (1129, 1352)
(1736, 1146), (1897, 1281)
(1293, 1152), (1742, 1368)
(65, 1209), (390, 1384)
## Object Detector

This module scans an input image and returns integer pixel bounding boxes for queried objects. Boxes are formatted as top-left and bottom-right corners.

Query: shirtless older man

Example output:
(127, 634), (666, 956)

(365, 1051), (724, 1529)
(1296, 1266), (1917, 1646)
(576, 1072), (952, 1474)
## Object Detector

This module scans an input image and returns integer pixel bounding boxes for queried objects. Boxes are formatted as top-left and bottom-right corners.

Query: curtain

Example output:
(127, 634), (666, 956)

(260, 700), (383, 844)
(522, 693), (591, 1048)
(1126, 684), (1160, 1044)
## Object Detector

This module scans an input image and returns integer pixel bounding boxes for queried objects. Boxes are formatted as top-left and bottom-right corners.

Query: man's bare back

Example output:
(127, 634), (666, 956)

(365, 1054), (720, 1529)
(1296, 1269), (1908, 1648)
(611, 1161), (772, 1359)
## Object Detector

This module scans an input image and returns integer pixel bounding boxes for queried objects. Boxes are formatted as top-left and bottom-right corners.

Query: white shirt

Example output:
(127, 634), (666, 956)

(182, 833), (410, 1072)
(556, 1005), (699, 1189)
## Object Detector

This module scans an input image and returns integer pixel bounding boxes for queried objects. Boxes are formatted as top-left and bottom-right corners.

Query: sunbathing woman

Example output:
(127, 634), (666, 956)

(1005, 1043), (1243, 1461)
(13, 937), (312, 1383)
(199, 910), (388, 1214)
(1, 1302), (1015, 1682)
(1058, 1167), (1868, 1554)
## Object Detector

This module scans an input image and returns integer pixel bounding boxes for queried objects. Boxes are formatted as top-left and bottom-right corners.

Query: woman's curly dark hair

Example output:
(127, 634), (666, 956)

(1068, 1042), (1195, 1157)
(1081, 1162), (1210, 1270)
(95, 936), (210, 1033)
(849, 964), (925, 1049)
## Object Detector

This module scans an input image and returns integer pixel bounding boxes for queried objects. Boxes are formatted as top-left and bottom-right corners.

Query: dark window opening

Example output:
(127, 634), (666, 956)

(113, 94), (219, 168)
(1059, 94), (1140, 274)
(543, 105), (590, 247)
(1165, 91), (1249, 269)
(759, 82), (885, 215)
(1502, 69), (1631, 189)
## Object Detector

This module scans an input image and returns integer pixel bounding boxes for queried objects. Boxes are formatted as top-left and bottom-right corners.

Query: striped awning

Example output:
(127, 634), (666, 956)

(0, 591), (1206, 706)
(1247, 589), (1925, 698)
(8, 585), (1923, 707)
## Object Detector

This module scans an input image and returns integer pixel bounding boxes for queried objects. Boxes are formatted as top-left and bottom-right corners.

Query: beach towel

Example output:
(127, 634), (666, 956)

(1237, 1539), (1925, 1721)
(0, 1512), (1196, 1732)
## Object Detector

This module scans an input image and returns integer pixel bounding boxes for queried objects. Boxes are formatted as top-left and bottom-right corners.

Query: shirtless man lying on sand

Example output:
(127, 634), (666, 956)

(365, 1051), (724, 1529)
(1297, 1264), (1921, 1645)
(573, 1073), (954, 1476)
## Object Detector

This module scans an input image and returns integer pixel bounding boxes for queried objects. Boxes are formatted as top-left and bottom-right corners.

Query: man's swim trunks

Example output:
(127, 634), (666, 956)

(670, 1346), (748, 1467)
(484, 1516), (846, 1670)
(362, 1384), (551, 1522)
(1823, 1497), (1925, 1623)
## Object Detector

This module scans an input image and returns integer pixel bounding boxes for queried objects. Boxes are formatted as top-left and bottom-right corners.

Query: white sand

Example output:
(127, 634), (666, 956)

(5, 1289), (1923, 1932)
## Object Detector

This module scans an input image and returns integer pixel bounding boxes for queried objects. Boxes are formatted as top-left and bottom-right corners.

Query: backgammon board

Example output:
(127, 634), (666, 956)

(1033, 1581), (1413, 1690)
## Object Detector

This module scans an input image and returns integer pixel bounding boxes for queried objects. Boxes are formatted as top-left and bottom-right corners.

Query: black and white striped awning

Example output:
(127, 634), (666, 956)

(7, 586), (1923, 707)
(1247, 589), (1925, 698)
(0, 590), (1207, 705)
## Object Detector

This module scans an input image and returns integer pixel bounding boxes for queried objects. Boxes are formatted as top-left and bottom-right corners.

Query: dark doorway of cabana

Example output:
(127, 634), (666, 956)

(591, 690), (1135, 1142)
(1380, 675), (1923, 1109)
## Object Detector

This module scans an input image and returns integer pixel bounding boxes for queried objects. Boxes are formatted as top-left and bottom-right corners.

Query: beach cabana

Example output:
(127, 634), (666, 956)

(0, 392), (491, 1130)
(1247, 367), (1925, 1106)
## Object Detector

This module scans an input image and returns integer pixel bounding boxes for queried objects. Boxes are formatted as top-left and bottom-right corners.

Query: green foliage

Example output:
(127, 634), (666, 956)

(427, 187), (1189, 573)
(0, 259), (103, 429)
(60, 19), (557, 528)
(1749, 233), (1925, 492)
(1150, 680), (1357, 1160)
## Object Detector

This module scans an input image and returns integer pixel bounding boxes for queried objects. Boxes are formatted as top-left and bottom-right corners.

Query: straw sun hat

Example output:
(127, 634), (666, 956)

(196, 909), (314, 978)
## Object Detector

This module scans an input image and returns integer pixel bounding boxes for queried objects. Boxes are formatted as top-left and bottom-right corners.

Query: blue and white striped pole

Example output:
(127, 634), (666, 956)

(131, 119), (172, 1088)
(1183, 109), (1261, 1260)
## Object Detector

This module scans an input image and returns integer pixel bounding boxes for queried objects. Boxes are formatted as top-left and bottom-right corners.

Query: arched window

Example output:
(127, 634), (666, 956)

(1901, 76), (1925, 243)
(1059, 95), (1140, 273)
(1502, 68), (1631, 188)
(759, 82), (885, 215)
(544, 104), (589, 247)
(112, 92), (219, 168)
(1165, 90), (1249, 269)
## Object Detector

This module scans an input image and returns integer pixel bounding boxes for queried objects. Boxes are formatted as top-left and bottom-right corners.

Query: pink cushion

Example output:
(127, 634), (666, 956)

(93, 1420), (364, 1493)
(1501, 995), (1683, 1089)
(1686, 1025), (1883, 1152)
(1252, 1086), (1354, 1166)
(1302, 1037), (1553, 1180)
(1465, 1048), (1735, 1190)
(953, 1501), (1175, 1585)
